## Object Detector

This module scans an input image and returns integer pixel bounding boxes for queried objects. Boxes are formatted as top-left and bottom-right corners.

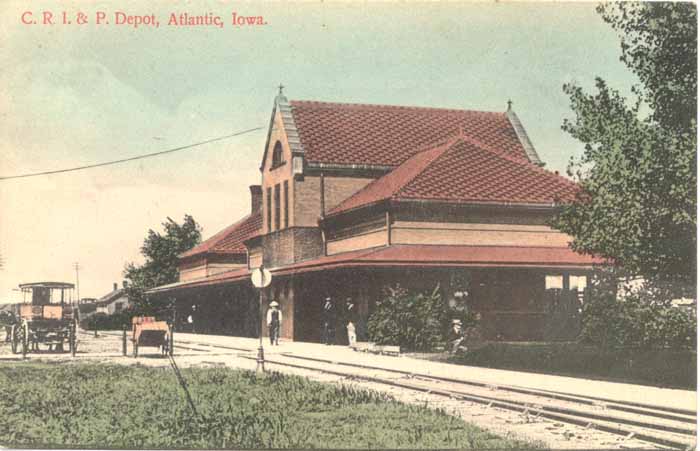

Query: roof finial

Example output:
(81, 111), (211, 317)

(507, 99), (513, 111)
(278, 83), (285, 96)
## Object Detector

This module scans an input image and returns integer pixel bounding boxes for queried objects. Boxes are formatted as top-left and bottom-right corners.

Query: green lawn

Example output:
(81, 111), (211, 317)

(0, 362), (539, 449)
(449, 342), (696, 390)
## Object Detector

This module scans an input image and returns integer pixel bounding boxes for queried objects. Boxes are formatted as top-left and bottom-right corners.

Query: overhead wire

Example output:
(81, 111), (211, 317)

(0, 126), (263, 181)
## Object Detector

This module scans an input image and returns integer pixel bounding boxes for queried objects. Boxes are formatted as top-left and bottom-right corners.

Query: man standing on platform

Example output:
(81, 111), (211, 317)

(266, 301), (282, 346)
(321, 297), (335, 345)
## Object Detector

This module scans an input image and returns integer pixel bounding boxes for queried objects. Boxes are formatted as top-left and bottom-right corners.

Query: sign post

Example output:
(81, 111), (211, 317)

(250, 265), (272, 373)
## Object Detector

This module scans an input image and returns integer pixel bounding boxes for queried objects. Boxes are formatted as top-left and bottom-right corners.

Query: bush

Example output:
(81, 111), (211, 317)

(449, 342), (696, 389)
(367, 284), (471, 351)
(580, 273), (696, 350)
(80, 308), (134, 331)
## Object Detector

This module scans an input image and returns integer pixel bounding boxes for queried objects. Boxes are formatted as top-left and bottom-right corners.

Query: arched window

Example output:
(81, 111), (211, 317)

(271, 141), (285, 169)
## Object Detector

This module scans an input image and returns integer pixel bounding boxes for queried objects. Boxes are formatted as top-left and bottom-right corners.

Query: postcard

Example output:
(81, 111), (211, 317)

(0, 1), (696, 449)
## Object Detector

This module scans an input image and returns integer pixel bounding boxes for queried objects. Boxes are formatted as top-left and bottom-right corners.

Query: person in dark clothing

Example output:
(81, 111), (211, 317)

(448, 319), (467, 354)
(321, 297), (335, 345)
(266, 301), (282, 345)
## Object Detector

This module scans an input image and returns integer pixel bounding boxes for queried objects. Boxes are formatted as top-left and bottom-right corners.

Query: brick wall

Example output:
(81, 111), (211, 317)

(293, 176), (322, 227)
(294, 175), (374, 226)
(262, 227), (323, 267)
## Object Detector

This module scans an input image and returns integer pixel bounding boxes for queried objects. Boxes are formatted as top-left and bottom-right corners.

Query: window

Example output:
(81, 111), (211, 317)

(283, 180), (289, 228)
(545, 275), (563, 290)
(569, 275), (587, 291)
(266, 187), (272, 232)
(274, 184), (281, 231)
(271, 141), (285, 169)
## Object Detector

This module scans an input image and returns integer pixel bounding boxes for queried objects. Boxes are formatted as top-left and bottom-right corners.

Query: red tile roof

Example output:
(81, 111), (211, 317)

(179, 212), (262, 259)
(290, 100), (532, 167)
(328, 135), (580, 216)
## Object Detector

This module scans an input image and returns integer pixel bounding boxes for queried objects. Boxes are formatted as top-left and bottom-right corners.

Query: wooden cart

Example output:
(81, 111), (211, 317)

(132, 316), (171, 357)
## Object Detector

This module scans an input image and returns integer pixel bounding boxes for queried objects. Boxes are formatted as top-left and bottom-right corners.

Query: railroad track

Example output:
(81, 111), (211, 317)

(96, 332), (697, 450)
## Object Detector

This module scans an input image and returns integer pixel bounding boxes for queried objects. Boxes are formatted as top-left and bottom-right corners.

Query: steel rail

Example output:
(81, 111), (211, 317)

(121, 332), (695, 422)
(241, 355), (694, 450)
(276, 352), (697, 421)
(95, 331), (697, 444)
(265, 355), (695, 436)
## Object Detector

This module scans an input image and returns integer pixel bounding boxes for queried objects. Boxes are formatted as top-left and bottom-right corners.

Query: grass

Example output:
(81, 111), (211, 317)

(448, 342), (697, 390)
(0, 362), (540, 449)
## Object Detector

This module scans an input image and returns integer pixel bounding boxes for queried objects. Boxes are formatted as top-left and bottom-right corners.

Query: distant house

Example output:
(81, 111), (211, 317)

(87, 283), (130, 317)
(148, 92), (603, 342)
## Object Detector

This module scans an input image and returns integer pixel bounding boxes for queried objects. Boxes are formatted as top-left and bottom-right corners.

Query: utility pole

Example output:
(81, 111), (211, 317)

(73, 262), (81, 302)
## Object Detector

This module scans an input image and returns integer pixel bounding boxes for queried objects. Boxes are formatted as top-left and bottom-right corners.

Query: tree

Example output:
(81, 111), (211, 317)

(124, 215), (202, 314)
(554, 3), (696, 295)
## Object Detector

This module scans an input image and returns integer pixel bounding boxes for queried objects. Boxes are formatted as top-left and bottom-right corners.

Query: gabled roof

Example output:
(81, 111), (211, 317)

(179, 211), (262, 259)
(328, 135), (579, 216)
(95, 288), (127, 306)
(289, 100), (538, 167)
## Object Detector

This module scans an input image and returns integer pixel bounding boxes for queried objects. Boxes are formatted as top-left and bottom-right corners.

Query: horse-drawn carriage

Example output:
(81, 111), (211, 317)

(10, 282), (78, 356)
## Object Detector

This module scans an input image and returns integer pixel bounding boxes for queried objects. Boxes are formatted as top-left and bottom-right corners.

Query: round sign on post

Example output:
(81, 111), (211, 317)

(251, 267), (272, 289)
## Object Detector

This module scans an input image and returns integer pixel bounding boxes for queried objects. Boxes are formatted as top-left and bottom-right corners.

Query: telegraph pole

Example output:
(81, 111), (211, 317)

(73, 262), (81, 302)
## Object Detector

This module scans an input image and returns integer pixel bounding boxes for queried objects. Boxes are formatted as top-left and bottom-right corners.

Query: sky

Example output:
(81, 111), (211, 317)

(0, 1), (640, 303)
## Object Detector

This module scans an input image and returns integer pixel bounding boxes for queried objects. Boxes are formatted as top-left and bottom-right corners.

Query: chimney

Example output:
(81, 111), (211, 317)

(113, 282), (118, 291)
(122, 280), (129, 289)
(250, 185), (262, 214)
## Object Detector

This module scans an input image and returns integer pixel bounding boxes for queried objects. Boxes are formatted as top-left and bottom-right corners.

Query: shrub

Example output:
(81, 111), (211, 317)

(80, 308), (134, 331)
(449, 342), (696, 389)
(580, 273), (696, 350)
(367, 284), (471, 351)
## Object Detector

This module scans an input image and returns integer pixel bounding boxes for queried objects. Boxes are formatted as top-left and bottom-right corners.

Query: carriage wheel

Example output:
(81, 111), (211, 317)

(10, 325), (18, 354)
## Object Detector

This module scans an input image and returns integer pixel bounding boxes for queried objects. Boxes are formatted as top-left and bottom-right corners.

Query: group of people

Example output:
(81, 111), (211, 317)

(265, 296), (361, 347)
(264, 296), (481, 352)
(322, 296), (359, 346)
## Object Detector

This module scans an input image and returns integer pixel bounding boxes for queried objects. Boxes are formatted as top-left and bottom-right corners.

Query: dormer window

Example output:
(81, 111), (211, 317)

(271, 141), (285, 169)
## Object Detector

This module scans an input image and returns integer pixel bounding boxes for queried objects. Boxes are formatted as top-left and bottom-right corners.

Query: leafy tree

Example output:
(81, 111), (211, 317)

(124, 215), (202, 314)
(554, 3), (696, 295)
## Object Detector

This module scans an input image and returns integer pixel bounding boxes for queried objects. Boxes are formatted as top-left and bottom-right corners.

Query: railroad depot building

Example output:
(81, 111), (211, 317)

(149, 92), (602, 343)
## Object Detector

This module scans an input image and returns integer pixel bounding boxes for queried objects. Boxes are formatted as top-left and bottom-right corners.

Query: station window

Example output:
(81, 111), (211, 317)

(283, 180), (289, 229)
(569, 275), (587, 291)
(274, 184), (281, 231)
(271, 141), (285, 169)
(545, 275), (564, 290)
(266, 187), (272, 232)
